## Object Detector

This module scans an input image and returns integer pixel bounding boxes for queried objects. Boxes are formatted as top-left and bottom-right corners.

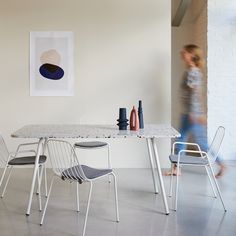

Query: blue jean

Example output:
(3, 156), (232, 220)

(176, 114), (223, 164)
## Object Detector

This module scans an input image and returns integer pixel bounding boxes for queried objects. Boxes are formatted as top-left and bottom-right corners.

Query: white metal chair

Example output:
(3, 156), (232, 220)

(0, 134), (47, 211)
(168, 126), (227, 211)
(40, 139), (119, 236)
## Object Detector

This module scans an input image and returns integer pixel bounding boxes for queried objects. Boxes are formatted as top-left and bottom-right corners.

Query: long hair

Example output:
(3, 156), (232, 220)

(184, 44), (205, 69)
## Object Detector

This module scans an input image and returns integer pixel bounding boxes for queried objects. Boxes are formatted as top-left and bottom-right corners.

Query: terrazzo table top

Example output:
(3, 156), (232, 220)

(12, 124), (180, 139)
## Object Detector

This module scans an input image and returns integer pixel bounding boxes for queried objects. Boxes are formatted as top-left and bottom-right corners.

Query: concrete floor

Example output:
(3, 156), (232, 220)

(0, 163), (236, 236)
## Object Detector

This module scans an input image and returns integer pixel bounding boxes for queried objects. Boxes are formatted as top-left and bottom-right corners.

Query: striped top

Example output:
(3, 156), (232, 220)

(180, 67), (204, 115)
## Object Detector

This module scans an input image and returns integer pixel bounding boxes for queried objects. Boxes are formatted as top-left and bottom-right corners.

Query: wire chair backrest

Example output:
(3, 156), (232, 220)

(207, 126), (225, 163)
(46, 139), (88, 181)
(0, 134), (9, 167)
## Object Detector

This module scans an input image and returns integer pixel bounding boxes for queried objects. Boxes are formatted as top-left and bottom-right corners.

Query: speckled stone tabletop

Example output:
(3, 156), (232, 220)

(12, 124), (180, 139)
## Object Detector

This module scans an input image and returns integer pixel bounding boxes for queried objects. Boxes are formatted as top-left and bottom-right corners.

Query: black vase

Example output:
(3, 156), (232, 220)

(117, 108), (129, 130)
(138, 100), (144, 129)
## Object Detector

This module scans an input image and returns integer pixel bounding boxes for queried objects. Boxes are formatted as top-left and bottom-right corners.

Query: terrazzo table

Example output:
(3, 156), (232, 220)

(12, 124), (180, 216)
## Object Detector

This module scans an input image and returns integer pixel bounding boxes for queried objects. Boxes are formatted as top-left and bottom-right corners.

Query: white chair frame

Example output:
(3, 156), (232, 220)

(169, 126), (227, 212)
(40, 139), (119, 236)
(0, 139), (47, 211)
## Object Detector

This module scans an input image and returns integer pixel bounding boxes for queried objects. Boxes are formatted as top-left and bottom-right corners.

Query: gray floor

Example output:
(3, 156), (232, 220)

(0, 163), (236, 236)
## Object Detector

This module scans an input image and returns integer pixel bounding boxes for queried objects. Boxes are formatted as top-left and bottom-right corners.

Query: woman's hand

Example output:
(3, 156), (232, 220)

(189, 113), (207, 125)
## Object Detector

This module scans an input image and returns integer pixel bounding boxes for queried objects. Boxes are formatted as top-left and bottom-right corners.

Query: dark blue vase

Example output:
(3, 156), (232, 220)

(117, 108), (129, 130)
(138, 100), (144, 129)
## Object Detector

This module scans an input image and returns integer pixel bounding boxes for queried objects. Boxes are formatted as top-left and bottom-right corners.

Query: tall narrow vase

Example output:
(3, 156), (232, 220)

(138, 100), (144, 129)
(130, 106), (139, 131)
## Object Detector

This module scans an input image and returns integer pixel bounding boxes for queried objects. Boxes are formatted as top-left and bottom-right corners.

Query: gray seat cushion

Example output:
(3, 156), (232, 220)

(169, 154), (208, 165)
(61, 165), (112, 183)
(74, 141), (108, 148)
(8, 155), (47, 165)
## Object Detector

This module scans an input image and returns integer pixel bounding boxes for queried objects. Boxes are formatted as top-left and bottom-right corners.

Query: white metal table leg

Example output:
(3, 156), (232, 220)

(174, 162), (180, 211)
(107, 144), (112, 183)
(0, 164), (9, 189)
(37, 138), (48, 196)
(151, 138), (170, 215)
(37, 166), (42, 211)
(1, 166), (13, 197)
(44, 166), (48, 197)
(82, 182), (93, 236)
(42, 138), (48, 197)
(26, 137), (44, 216)
(146, 139), (158, 194)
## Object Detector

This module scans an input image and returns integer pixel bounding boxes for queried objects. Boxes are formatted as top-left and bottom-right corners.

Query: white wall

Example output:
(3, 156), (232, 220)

(0, 0), (171, 168)
(208, 0), (236, 160)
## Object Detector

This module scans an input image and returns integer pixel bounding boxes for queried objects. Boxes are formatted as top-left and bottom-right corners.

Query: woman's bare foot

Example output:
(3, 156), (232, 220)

(163, 167), (181, 176)
(215, 164), (227, 178)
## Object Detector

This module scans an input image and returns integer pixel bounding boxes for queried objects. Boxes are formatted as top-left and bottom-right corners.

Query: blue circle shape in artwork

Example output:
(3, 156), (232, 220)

(39, 63), (64, 80)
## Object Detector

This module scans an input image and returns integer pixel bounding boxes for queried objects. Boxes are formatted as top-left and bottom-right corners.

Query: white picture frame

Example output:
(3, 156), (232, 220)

(30, 31), (74, 96)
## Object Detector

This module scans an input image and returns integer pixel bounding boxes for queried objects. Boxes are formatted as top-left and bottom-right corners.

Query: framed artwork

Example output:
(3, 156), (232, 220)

(30, 31), (74, 96)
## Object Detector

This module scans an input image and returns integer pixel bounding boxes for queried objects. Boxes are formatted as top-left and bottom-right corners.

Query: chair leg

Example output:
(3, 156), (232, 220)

(42, 139), (48, 197)
(36, 165), (43, 195)
(40, 176), (55, 225)
(205, 166), (217, 198)
(76, 182), (80, 212)
(37, 165), (48, 198)
(174, 164), (180, 211)
(82, 182), (93, 236)
(1, 166), (13, 198)
(208, 163), (227, 211)
(0, 164), (9, 189)
(111, 173), (120, 222)
(169, 163), (174, 197)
